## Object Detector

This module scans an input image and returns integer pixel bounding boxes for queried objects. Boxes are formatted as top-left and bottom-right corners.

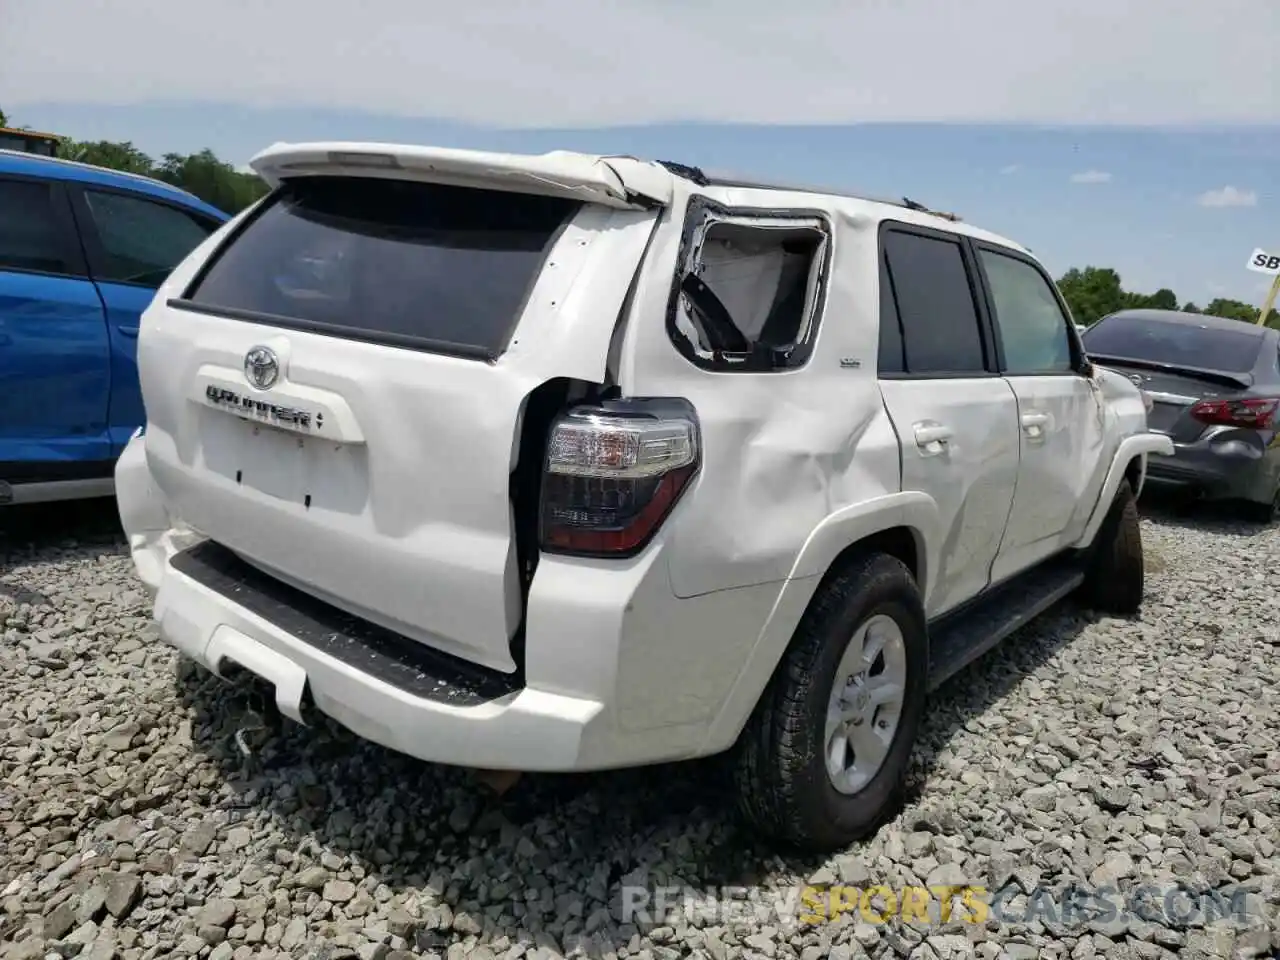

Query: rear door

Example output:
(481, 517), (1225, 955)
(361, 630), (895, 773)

(67, 185), (224, 456)
(0, 175), (112, 477)
(972, 242), (1108, 580)
(138, 170), (661, 673)
(875, 223), (1022, 618)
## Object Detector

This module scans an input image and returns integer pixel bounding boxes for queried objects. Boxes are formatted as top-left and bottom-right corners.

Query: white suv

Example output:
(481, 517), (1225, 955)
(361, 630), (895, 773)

(115, 142), (1172, 852)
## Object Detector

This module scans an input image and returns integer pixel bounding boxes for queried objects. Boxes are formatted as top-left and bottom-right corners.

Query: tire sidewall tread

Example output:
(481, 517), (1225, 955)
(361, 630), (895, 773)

(1080, 478), (1144, 616)
(734, 552), (928, 852)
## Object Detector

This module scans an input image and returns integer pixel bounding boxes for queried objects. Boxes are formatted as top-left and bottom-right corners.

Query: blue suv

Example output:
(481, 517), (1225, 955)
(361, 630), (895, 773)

(0, 149), (229, 505)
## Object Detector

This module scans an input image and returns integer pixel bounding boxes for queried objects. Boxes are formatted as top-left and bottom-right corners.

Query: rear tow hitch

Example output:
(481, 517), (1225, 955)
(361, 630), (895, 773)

(471, 768), (523, 797)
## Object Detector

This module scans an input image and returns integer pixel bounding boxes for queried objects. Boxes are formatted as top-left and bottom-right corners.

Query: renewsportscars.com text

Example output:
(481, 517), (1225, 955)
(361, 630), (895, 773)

(619, 883), (1259, 931)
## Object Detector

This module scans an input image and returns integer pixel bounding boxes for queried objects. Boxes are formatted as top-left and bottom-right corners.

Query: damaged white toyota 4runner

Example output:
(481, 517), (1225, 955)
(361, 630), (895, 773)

(116, 142), (1172, 852)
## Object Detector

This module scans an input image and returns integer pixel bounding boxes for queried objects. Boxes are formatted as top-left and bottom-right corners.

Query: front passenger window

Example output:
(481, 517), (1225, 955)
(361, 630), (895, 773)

(978, 249), (1074, 375)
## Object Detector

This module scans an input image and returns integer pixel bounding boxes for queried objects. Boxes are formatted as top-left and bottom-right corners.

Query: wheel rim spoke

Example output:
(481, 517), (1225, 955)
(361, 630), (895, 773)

(826, 726), (850, 778)
(861, 622), (888, 669)
(865, 677), (903, 708)
(825, 612), (909, 796)
(848, 721), (890, 771)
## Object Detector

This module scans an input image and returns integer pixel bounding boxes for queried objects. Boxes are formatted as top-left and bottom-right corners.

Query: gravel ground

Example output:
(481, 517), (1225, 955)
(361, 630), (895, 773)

(1, 497), (1277, 960)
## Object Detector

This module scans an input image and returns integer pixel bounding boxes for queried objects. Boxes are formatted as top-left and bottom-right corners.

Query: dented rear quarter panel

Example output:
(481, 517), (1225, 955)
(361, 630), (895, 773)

(615, 184), (907, 601)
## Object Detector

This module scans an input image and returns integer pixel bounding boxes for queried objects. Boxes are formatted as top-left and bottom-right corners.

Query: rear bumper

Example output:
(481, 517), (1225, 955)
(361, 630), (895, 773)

(115, 433), (783, 772)
(115, 432), (603, 769)
(154, 553), (604, 770)
(1143, 427), (1279, 503)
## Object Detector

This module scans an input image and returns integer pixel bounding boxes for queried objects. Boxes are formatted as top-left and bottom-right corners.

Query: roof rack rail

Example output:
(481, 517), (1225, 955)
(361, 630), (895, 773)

(602, 157), (966, 223)
(701, 173), (903, 208)
(699, 173), (963, 221)
(654, 159), (710, 186)
(902, 196), (962, 222)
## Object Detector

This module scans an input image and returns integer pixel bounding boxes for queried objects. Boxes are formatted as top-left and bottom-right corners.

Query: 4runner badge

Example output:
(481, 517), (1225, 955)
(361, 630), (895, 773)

(244, 345), (280, 390)
(204, 384), (317, 430)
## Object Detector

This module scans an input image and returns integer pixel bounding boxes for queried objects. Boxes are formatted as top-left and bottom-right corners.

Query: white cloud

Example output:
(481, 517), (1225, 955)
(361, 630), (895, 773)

(1, 0), (1278, 128)
(1070, 170), (1113, 184)
(1000, 164), (1021, 175)
(1196, 185), (1258, 207)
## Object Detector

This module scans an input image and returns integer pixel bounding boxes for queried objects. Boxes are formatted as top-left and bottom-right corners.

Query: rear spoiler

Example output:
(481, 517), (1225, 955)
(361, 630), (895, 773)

(1090, 355), (1255, 390)
(248, 141), (674, 210)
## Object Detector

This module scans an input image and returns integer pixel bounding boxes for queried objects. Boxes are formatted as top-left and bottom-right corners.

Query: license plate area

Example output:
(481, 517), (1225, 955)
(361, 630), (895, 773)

(1146, 401), (1184, 434)
(198, 409), (369, 511)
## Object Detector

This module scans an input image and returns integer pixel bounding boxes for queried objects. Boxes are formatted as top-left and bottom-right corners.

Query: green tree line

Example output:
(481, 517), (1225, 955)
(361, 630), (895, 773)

(1058, 266), (1278, 330)
(2, 107), (268, 214)
(4, 106), (1276, 327)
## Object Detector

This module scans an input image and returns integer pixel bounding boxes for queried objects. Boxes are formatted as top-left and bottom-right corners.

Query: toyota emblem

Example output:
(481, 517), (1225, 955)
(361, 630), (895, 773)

(244, 346), (280, 390)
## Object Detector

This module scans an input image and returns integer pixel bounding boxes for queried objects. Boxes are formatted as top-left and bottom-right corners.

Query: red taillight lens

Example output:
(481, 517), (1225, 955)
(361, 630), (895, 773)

(1189, 397), (1278, 430)
(539, 399), (699, 557)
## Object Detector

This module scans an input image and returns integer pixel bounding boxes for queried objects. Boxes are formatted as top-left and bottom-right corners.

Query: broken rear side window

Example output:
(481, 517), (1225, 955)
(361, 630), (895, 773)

(669, 206), (829, 371)
(181, 176), (580, 359)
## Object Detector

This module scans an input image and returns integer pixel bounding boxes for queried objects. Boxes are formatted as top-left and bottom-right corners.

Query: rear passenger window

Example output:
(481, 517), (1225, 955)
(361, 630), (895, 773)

(881, 229), (986, 375)
(877, 255), (905, 374)
(0, 180), (73, 276)
(185, 177), (580, 359)
(977, 248), (1073, 374)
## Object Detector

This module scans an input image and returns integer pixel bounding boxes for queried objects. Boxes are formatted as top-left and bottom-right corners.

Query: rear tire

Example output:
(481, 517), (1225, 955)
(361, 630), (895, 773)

(1241, 485), (1279, 525)
(1079, 478), (1144, 616)
(732, 553), (928, 853)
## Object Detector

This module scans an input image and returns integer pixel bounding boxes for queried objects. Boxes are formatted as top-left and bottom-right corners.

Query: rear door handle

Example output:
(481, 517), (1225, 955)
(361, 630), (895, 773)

(913, 422), (954, 456)
(118, 325), (139, 339)
(1021, 410), (1050, 442)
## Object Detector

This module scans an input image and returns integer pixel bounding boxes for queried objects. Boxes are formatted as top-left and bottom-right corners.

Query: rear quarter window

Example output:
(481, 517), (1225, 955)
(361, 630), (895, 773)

(183, 176), (581, 358)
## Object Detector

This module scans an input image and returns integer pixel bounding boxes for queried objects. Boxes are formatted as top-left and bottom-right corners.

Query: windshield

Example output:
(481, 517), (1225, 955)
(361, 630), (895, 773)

(1082, 315), (1262, 373)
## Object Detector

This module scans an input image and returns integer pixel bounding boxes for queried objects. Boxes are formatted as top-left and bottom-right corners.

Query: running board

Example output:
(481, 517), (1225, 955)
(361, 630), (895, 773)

(926, 557), (1085, 692)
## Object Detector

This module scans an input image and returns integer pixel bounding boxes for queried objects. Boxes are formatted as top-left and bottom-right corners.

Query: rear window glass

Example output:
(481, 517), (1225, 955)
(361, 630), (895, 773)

(185, 176), (580, 358)
(1082, 315), (1263, 373)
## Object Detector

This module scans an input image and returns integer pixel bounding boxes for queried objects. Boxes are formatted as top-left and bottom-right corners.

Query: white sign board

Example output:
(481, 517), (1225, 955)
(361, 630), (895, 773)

(1246, 248), (1280, 276)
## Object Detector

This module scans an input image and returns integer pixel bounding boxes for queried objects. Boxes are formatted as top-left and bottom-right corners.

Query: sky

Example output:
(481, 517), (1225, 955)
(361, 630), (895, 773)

(3, 0), (1278, 306)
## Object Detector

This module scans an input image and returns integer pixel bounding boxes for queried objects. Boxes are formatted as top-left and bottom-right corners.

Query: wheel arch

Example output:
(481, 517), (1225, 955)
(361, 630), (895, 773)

(696, 491), (940, 754)
(1072, 433), (1172, 550)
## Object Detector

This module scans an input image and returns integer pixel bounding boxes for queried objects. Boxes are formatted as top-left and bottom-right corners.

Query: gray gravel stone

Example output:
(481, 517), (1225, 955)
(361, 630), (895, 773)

(44, 903), (77, 941)
(323, 879), (357, 903)
(1, 500), (1278, 960)
(102, 875), (141, 920)
(198, 899), (236, 928)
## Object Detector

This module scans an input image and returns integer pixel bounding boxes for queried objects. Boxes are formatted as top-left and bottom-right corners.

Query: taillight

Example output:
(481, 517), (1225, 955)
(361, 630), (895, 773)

(539, 399), (699, 557)
(1189, 397), (1278, 430)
